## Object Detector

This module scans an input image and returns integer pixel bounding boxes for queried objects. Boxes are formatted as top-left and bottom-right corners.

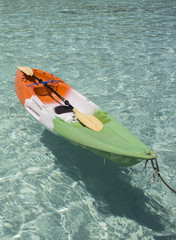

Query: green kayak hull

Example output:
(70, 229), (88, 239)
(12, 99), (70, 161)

(53, 109), (155, 166)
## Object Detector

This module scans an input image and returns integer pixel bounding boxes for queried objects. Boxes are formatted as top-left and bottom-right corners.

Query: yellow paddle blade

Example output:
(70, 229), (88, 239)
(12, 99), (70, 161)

(73, 108), (103, 132)
(18, 66), (34, 76)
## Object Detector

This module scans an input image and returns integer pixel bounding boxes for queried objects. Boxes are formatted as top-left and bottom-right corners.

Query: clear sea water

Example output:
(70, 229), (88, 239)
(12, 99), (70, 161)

(0, 0), (176, 239)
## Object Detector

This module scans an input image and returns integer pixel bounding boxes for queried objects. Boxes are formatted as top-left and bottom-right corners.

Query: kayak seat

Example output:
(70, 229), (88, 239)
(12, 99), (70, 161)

(55, 105), (73, 114)
(34, 87), (49, 96)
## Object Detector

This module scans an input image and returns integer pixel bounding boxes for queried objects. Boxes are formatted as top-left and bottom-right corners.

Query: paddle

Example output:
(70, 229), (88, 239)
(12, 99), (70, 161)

(18, 67), (103, 132)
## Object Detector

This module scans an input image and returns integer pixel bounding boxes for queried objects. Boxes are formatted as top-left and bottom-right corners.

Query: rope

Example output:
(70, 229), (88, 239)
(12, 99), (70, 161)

(149, 157), (176, 194)
(27, 79), (63, 87)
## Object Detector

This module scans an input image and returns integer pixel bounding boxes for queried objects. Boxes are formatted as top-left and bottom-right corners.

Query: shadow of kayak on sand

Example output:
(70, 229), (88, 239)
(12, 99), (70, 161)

(41, 129), (167, 232)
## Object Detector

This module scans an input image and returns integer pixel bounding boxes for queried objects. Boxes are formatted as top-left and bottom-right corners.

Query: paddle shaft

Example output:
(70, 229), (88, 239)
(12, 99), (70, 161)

(33, 75), (73, 108)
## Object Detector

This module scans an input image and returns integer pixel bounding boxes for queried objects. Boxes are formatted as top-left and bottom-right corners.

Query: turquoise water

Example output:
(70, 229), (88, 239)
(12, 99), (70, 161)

(0, 0), (176, 239)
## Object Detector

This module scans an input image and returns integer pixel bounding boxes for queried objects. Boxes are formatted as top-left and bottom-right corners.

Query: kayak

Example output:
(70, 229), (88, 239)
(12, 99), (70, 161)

(15, 67), (156, 166)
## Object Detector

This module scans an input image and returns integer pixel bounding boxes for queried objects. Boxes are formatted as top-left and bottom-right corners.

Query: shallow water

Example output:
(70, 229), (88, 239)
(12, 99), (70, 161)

(0, 0), (176, 239)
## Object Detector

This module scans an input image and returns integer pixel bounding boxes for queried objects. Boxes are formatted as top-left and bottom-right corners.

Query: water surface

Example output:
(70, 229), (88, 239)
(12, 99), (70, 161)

(0, 0), (176, 239)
